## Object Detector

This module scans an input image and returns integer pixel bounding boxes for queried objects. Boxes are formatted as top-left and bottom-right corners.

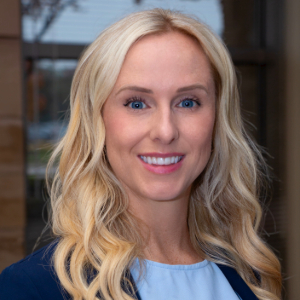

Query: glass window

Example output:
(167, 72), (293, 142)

(25, 58), (77, 253)
(22, 0), (223, 44)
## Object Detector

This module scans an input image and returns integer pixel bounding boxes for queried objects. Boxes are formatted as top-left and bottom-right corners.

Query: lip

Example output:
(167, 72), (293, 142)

(138, 153), (185, 174)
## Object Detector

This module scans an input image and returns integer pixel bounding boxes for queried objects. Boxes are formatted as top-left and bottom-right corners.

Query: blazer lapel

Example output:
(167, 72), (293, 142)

(216, 264), (259, 300)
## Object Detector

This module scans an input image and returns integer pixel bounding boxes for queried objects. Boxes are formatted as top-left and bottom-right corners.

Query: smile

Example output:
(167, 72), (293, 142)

(139, 156), (184, 165)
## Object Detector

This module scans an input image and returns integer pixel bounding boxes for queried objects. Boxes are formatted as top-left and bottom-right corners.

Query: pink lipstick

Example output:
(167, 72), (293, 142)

(138, 153), (185, 174)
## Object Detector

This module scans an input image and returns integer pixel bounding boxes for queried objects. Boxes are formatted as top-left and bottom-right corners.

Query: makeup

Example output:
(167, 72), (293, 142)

(138, 153), (185, 174)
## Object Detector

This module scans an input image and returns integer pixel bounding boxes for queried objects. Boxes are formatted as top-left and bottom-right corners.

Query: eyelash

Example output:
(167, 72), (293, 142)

(124, 96), (146, 107)
(123, 96), (201, 109)
(178, 96), (201, 108)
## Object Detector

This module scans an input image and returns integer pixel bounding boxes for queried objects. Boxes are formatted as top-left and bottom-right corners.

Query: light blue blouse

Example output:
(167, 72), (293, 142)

(130, 259), (242, 300)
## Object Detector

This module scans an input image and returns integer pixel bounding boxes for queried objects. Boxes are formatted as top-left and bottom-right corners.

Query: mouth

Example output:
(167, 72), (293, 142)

(137, 153), (185, 174)
(139, 155), (184, 165)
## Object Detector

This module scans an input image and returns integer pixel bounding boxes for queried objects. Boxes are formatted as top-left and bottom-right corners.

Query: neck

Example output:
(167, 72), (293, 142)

(128, 192), (203, 265)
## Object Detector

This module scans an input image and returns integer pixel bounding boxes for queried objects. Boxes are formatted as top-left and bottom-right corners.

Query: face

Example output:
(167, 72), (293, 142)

(102, 31), (215, 205)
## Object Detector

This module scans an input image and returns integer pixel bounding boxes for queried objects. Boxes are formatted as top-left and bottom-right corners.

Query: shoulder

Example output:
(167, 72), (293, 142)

(0, 240), (69, 300)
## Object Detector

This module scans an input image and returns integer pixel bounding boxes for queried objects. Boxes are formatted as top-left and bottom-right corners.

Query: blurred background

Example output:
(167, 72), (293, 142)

(0, 0), (299, 299)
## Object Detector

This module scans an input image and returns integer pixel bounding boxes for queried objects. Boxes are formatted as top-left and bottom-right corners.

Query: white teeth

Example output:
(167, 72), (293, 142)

(140, 156), (183, 165)
(157, 158), (164, 165)
(165, 157), (171, 165)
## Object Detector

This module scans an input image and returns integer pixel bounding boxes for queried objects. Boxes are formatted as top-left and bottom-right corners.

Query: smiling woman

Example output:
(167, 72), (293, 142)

(0, 8), (281, 300)
(103, 32), (215, 203)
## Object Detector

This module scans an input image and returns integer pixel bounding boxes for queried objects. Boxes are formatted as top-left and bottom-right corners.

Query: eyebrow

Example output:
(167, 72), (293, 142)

(115, 86), (153, 96)
(177, 84), (208, 94)
(115, 84), (208, 96)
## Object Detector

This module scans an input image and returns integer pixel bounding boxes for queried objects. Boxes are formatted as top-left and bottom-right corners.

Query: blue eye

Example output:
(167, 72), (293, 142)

(179, 99), (197, 108)
(129, 101), (146, 109)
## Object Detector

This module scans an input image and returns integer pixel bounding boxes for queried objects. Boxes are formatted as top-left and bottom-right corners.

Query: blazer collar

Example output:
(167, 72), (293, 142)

(216, 264), (259, 300)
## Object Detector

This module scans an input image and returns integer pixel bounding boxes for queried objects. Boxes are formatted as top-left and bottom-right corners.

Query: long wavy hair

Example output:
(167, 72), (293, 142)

(46, 8), (281, 300)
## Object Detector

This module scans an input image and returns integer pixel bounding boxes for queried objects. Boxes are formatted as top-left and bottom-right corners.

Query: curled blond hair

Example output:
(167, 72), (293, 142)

(46, 8), (282, 300)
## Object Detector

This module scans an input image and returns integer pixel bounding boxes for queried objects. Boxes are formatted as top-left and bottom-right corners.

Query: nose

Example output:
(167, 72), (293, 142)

(149, 106), (179, 144)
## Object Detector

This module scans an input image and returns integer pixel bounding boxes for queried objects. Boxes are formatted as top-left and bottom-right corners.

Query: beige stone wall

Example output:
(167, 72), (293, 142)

(0, 0), (26, 271)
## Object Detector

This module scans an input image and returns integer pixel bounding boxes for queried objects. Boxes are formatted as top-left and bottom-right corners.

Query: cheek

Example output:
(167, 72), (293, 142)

(183, 114), (215, 151)
(188, 118), (215, 180)
(104, 111), (145, 159)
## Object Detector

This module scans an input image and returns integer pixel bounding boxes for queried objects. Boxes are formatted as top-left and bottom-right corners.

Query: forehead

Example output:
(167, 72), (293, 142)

(114, 31), (214, 91)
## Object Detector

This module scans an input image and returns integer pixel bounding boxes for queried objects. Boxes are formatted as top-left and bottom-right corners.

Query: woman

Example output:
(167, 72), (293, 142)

(0, 8), (281, 300)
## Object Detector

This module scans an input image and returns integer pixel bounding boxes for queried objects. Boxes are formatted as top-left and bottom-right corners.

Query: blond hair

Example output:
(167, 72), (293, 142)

(46, 8), (281, 300)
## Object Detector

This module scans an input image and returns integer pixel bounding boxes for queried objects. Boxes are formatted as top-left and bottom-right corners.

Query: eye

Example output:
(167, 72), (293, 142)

(124, 97), (147, 110)
(178, 98), (200, 108)
(129, 101), (146, 109)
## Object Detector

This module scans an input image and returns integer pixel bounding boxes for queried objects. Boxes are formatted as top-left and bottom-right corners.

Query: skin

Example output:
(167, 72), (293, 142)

(102, 31), (216, 264)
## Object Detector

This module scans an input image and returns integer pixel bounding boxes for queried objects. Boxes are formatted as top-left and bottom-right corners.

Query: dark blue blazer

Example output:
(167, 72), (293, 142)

(0, 241), (258, 300)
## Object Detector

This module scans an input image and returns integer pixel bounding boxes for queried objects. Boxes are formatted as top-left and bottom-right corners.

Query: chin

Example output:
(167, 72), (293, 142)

(141, 185), (189, 202)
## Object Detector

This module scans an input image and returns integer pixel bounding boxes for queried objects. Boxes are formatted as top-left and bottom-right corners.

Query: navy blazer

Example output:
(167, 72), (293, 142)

(0, 241), (258, 300)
